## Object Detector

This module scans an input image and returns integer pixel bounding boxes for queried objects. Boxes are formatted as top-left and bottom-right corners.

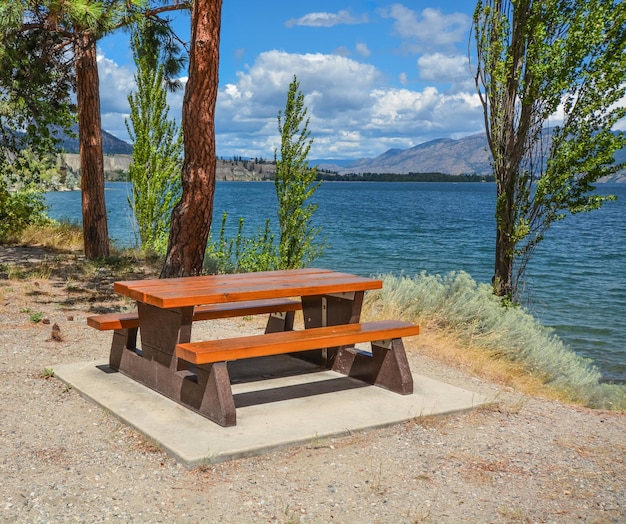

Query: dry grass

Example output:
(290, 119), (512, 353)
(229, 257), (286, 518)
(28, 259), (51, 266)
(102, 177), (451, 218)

(19, 221), (84, 252)
(409, 326), (573, 403)
(362, 299), (578, 406)
(362, 272), (626, 410)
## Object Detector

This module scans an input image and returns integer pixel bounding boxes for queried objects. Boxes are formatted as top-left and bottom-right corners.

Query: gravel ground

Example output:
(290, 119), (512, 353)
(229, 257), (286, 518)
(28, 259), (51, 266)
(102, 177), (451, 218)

(0, 247), (624, 523)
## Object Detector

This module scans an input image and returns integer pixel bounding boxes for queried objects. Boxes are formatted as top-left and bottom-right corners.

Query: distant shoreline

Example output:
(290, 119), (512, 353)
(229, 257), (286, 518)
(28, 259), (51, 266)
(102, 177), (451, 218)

(315, 172), (495, 182)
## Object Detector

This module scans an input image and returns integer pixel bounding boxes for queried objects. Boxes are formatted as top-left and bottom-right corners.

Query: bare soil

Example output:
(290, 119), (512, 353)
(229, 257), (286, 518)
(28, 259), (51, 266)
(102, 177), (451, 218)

(0, 246), (624, 523)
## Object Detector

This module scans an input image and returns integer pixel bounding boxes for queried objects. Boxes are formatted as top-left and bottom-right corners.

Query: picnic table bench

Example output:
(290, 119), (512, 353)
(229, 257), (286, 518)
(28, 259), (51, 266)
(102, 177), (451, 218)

(87, 268), (419, 426)
(87, 297), (302, 356)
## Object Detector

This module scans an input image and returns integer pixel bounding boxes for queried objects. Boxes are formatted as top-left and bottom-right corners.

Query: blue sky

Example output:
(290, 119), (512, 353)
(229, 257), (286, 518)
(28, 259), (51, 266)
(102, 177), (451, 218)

(97, 2), (484, 160)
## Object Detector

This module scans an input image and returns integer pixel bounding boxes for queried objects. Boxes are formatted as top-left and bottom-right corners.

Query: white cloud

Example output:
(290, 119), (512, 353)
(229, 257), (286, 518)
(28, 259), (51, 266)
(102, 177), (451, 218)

(333, 46), (352, 57)
(217, 51), (379, 124)
(97, 53), (134, 115)
(213, 50), (484, 159)
(96, 52), (187, 142)
(417, 52), (474, 91)
(285, 10), (366, 28)
(355, 43), (371, 57)
(367, 87), (483, 144)
(333, 43), (371, 59)
(381, 5), (470, 53)
(95, 47), (485, 159)
(418, 53), (468, 82)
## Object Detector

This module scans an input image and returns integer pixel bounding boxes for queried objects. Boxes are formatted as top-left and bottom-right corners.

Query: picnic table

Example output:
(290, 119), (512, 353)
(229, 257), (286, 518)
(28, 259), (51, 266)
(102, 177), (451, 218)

(88, 268), (418, 426)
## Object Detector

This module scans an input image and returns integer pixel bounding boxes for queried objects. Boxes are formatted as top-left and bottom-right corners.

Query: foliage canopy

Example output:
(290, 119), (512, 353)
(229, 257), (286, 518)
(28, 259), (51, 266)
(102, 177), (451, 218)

(0, 0), (190, 259)
(472, 0), (626, 298)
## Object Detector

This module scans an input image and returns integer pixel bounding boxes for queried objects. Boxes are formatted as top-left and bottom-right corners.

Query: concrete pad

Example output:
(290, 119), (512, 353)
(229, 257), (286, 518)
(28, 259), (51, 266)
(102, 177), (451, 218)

(54, 357), (490, 469)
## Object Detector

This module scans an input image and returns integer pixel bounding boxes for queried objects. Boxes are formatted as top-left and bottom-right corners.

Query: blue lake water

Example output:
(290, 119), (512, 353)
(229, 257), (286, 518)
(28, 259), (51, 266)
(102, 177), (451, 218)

(45, 181), (626, 382)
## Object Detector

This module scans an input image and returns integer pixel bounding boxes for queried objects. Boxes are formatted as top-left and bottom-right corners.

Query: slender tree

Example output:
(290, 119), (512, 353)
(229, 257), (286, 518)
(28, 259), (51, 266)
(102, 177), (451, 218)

(75, 27), (110, 257)
(273, 75), (323, 269)
(0, 1), (191, 259)
(161, 0), (223, 277)
(126, 20), (184, 254)
(472, 0), (626, 299)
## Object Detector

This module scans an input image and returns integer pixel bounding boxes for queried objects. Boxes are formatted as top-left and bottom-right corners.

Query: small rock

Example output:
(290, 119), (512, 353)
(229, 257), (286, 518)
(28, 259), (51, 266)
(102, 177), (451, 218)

(50, 323), (63, 342)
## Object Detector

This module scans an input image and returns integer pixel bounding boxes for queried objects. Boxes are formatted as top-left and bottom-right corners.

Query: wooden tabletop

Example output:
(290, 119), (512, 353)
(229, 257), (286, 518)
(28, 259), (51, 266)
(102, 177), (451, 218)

(114, 268), (382, 308)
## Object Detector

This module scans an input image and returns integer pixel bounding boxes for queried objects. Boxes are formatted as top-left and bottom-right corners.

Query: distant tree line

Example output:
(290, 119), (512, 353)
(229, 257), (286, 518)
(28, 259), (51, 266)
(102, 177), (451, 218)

(315, 172), (495, 182)
(221, 155), (270, 164)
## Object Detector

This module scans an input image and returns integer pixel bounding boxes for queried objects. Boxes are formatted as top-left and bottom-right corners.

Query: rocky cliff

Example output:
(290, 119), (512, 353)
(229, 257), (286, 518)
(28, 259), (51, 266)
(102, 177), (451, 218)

(61, 154), (275, 182)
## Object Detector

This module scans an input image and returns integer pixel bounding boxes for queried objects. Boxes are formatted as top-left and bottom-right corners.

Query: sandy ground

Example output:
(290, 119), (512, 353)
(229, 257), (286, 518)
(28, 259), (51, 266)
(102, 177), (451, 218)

(0, 246), (624, 523)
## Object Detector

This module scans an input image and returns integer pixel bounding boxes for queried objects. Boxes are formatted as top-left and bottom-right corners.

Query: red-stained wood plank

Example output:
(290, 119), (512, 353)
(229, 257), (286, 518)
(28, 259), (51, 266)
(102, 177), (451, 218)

(114, 269), (336, 299)
(87, 298), (302, 331)
(176, 320), (420, 365)
(87, 311), (141, 331)
(146, 276), (381, 308)
(115, 269), (382, 309)
(114, 268), (331, 297)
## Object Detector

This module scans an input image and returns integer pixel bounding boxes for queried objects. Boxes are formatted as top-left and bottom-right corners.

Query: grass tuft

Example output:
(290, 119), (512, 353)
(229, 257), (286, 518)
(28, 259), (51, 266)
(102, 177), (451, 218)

(363, 271), (625, 410)
(19, 220), (84, 252)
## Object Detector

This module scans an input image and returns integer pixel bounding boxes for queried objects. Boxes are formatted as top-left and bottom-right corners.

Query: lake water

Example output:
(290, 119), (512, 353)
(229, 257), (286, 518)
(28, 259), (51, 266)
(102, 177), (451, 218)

(45, 181), (626, 382)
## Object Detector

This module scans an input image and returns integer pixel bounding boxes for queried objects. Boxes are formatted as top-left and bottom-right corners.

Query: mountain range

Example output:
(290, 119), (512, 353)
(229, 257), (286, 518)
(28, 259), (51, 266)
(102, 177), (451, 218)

(319, 132), (626, 181)
(89, 129), (494, 175)
(66, 127), (625, 182)
(59, 125), (133, 155)
(317, 133), (492, 176)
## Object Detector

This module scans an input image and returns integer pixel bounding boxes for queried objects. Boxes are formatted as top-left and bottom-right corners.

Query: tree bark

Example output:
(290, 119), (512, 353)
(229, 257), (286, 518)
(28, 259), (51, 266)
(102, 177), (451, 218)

(161, 0), (222, 277)
(74, 32), (109, 259)
(493, 179), (516, 298)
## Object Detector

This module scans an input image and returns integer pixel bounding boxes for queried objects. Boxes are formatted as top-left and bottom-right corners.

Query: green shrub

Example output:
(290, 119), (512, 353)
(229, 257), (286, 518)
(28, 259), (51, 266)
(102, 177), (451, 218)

(204, 213), (277, 274)
(365, 271), (625, 410)
(0, 185), (49, 243)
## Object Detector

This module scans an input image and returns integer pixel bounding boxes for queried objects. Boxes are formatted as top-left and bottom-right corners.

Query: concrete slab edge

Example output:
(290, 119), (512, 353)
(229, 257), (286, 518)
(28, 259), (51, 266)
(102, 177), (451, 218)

(53, 361), (493, 469)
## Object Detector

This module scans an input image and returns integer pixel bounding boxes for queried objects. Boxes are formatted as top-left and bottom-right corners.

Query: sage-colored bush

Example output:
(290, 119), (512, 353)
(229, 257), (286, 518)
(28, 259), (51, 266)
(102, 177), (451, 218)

(364, 271), (625, 410)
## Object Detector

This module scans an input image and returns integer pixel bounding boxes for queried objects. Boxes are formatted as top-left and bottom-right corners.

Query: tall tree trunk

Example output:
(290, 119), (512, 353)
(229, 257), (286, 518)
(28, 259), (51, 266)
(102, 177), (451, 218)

(493, 183), (515, 298)
(75, 32), (109, 259)
(161, 0), (222, 277)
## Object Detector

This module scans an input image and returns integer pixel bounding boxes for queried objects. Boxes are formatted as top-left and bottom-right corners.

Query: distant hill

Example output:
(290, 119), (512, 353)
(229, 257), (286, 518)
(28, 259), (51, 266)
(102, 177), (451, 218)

(58, 127), (624, 182)
(57, 125), (133, 155)
(315, 134), (491, 175)
(318, 132), (625, 182)
(62, 154), (276, 182)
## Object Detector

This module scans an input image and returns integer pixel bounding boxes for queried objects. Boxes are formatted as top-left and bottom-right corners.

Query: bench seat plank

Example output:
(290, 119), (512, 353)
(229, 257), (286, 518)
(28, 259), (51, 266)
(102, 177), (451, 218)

(176, 319), (420, 365)
(87, 298), (302, 331)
